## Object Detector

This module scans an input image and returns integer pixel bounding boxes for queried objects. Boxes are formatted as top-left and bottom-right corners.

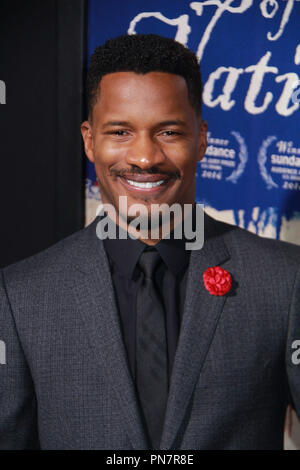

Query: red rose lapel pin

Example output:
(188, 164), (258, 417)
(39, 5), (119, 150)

(203, 266), (232, 296)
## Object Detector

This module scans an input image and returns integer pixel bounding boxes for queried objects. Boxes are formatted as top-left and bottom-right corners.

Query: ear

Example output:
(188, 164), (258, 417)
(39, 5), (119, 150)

(197, 119), (208, 162)
(81, 120), (95, 163)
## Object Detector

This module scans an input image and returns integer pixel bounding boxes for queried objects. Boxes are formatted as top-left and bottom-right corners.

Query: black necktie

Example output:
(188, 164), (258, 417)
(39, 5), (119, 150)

(136, 249), (169, 449)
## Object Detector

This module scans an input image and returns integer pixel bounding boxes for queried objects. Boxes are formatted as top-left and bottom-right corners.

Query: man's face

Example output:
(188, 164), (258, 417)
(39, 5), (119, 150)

(81, 71), (207, 223)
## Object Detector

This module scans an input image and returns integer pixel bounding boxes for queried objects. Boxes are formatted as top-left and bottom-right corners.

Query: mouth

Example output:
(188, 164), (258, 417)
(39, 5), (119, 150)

(117, 174), (175, 194)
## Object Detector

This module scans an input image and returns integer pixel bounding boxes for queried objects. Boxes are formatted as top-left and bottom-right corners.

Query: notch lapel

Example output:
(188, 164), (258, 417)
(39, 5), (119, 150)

(160, 214), (232, 449)
(69, 219), (148, 449)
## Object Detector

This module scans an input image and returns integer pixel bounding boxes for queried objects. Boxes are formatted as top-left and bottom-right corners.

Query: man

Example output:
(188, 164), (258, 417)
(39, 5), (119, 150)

(1, 34), (300, 450)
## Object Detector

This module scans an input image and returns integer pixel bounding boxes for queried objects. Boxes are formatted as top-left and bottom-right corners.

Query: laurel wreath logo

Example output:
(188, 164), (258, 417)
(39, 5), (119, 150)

(225, 131), (248, 184)
(257, 136), (278, 190)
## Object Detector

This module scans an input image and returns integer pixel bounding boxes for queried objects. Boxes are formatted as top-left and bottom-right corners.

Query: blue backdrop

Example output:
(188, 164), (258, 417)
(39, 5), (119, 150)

(86, 0), (300, 241)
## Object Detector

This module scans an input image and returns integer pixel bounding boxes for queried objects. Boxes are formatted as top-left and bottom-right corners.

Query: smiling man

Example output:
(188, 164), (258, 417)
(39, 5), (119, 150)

(82, 72), (205, 210)
(81, 37), (207, 243)
(1, 34), (300, 450)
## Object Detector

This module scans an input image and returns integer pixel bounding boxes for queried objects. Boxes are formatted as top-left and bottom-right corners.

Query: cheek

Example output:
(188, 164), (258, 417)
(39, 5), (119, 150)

(93, 137), (127, 167)
(165, 142), (197, 173)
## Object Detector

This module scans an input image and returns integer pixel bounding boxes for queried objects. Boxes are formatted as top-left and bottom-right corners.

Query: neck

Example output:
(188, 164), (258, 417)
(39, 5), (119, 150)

(116, 203), (196, 244)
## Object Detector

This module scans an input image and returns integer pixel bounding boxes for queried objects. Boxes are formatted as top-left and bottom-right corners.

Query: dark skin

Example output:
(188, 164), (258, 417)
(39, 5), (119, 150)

(81, 71), (208, 244)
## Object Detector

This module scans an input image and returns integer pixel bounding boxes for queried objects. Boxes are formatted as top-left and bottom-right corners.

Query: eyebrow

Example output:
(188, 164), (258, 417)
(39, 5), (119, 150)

(156, 120), (187, 127)
(102, 119), (187, 128)
(102, 121), (131, 128)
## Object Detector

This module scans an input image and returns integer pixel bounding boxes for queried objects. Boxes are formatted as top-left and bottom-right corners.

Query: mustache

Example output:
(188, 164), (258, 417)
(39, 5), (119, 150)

(109, 167), (181, 179)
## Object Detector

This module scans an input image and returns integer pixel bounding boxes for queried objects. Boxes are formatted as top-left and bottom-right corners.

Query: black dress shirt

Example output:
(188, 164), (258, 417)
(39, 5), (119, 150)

(103, 228), (191, 386)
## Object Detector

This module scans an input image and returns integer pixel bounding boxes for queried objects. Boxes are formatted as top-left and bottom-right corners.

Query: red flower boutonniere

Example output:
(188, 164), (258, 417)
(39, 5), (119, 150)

(203, 266), (232, 296)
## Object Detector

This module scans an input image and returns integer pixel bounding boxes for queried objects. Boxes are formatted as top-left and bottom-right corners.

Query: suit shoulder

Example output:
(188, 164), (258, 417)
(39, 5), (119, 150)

(209, 216), (300, 267)
(2, 218), (99, 284)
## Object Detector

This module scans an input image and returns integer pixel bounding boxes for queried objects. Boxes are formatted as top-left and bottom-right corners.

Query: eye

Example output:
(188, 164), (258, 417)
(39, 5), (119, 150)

(161, 130), (181, 136)
(110, 130), (128, 136)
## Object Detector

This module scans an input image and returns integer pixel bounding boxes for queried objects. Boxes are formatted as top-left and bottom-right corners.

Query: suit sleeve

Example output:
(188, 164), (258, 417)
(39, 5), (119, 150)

(0, 270), (40, 449)
(286, 264), (300, 418)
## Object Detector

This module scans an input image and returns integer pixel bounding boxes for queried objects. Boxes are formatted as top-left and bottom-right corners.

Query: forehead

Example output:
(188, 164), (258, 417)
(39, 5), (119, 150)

(93, 71), (194, 121)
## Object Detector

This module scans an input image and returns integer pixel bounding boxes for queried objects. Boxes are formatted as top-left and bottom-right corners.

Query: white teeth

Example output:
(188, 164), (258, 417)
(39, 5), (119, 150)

(125, 179), (165, 188)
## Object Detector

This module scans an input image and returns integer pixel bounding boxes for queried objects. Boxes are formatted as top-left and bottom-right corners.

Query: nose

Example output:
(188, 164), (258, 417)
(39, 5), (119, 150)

(125, 133), (165, 169)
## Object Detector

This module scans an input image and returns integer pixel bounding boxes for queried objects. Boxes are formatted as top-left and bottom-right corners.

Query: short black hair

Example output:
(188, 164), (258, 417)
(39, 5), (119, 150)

(87, 34), (202, 118)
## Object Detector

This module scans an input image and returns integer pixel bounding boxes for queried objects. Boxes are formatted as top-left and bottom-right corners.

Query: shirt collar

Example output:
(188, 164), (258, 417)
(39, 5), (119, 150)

(103, 220), (191, 280)
(103, 235), (145, 279)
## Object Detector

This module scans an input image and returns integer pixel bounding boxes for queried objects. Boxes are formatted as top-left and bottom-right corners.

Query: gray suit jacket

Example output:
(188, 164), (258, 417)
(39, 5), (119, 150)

(1, 214), (300, 449)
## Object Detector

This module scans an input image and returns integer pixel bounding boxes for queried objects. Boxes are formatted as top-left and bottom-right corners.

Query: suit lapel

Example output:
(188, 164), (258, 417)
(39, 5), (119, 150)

(68, 214), (232, 450)
(160, 214), (231, 449)
(69, 219), (148, 449)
